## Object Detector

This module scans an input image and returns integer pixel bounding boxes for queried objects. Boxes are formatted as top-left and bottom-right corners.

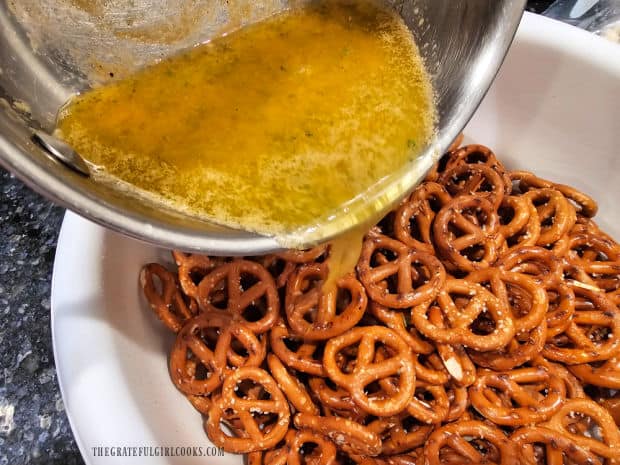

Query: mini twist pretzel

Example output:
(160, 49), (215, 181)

(445, 385), (469, 423)
(424, 420), (517, 465)
(411, 279), (516, 351)
(140, 263), (196, 332)
(196, 259), (279, 334)
(545, 281), (576, 338)
(357, 232), (446, 309)
(469, 366), (566, 426)
(553, 183), (598, 218)
(444, 144), (508, 176)
(381, 451), (425, 465)
(169, 316), (222, 395)
(393, 182), (452, 254)
(269, 322), (325, 377)
(534, 356), (585, 399)
(563, 232), (620, 276)
(169, 312), (266, 395)
(562, 263), (604, 292)
(248, 448), (288, 465)
(186, 394), (211, 415)
(595, 274), (620, 295)
(523, 188), (577, 246)
(424, 150), (452, 184)
(439, 162), (508, 209)
(206, 367), (290, 453)
(510, 426), (601, 465)
(427, 306), (477, 386)
(285, 262), (367, 340)
(266, 354), (319, 415)
(543, 286), (620, 364)
(571, 215), (606, 236)
(368, 303), (434, 355)
(596, 395), (620, 427)
(210, 390), (276, 435)
(258, 244), (329, 289)
(253, 255), (297, 289)
(375, 366), (450, 424)
(172, 251), (222, 301)
(323, 326), (415, 417)
(322, 403), (370, 425)
(433, 195), (502, 272)
(496, 246), (563, 288)
(414, 353), (450, 385)
(466, 268), (548, 334)
(569, 356), (620, 389)
(307, 377), (367, 418)
(287, 429), (337, 465)
(404, 381), (450, 425)
(498, 195), (541, 249)
(367, 413), (433, 455)
(468, 322), (547, 371)
(511, 170), (598, 218)
(216, 320), (267, 370)
(544, 398), (620, 460)
(293, 412), (382, 457)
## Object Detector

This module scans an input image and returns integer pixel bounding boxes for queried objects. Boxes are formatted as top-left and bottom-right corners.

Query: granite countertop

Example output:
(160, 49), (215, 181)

(0, 2), (555, 464)
(0, 169), (81, 464)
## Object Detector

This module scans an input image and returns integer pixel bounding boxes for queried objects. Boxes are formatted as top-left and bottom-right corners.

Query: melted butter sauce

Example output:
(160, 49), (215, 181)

(57, 0), (436, 247)
(324, 225), (367, 292)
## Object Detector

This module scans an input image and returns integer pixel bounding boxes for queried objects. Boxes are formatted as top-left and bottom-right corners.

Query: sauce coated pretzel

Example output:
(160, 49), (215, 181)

(511, 170), (598, 218)
(172, 251), (223, 301)
(323, 326), (415, 417)
(439, 162), (508, 209)
(543, 285), (620, 364)
(569, 356), (620, 389)
(367, 413), (433, 455)
(285, 262), (367, 340)
(544, 398), (620, 460)
(433, 195), (503, 271)
(511, 426), (601, 465)
(498, 195), (541, 249)
(257, 244), (329, 288)
(393, 182), (452, 254)
(139, 141), (620, 465)
(140, 263), (196, 332)
(469, 366), (565, 425)
(466, 267), (548, 334)
(293, 412), (382, 456)
(169, 312), (266, 395)
(196, 259), (279, 334)
(206, 367), (290, 453)
(424, 420), (517, 465)
(357, 232), (445, 309)
(411, 279), (515, 351)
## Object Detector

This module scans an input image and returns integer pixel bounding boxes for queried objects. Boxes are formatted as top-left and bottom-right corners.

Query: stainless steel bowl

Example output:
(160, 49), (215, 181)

(0, 0), (525, 255)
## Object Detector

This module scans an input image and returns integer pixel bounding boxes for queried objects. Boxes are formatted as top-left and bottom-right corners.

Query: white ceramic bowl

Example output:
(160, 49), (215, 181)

(51, 12), (620, 465)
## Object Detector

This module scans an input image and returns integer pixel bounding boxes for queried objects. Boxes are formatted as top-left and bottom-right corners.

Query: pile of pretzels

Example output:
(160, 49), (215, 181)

(140, 141), (620, 465)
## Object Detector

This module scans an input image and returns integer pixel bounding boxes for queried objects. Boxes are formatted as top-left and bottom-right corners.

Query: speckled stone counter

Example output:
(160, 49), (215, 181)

(0, 168), (83, 465)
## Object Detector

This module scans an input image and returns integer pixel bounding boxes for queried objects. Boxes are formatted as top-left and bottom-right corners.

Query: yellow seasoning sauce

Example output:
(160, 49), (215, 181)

(56, 0), (436, 250)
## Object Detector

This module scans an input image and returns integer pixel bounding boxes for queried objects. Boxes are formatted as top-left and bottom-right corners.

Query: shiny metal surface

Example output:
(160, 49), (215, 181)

(0, 0), (525, 255)
(32, 131), (90, 176)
